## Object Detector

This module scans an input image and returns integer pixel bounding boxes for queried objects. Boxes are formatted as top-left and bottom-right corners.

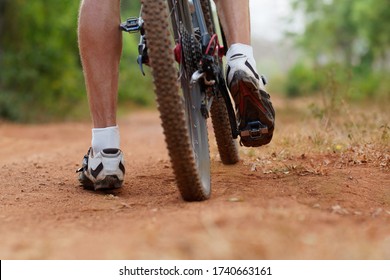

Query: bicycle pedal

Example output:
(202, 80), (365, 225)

(120, 17), (142, 33)
(240, 121), (268, 140)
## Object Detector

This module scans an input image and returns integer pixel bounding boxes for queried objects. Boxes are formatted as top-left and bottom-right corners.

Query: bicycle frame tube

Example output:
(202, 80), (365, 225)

(191, 0), (211, 48)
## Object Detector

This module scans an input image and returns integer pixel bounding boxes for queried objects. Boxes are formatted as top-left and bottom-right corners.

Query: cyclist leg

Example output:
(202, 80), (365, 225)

(79, 0), (122, 129)
(214, 0), (275, 147)
(77, 0), (125, 190)
(213, 0), (251, 46)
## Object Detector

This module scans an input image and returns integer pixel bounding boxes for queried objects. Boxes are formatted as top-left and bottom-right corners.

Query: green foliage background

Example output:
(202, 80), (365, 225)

(0, 0), (153, 122)
(1, 0), (389, 122)
(285, 0), (390, 100)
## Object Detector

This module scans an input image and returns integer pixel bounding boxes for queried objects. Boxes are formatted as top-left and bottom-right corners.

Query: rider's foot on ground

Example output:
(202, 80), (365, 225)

(226, 53), (275, 147)
(76, 147), (125, 191)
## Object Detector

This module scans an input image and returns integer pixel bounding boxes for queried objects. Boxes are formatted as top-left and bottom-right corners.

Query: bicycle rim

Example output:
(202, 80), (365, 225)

(183, 80), (210, 193)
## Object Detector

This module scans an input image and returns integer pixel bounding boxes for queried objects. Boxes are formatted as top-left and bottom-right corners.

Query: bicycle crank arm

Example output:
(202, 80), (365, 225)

(216, 72), (240, 139)
(121, 16), (149, 76)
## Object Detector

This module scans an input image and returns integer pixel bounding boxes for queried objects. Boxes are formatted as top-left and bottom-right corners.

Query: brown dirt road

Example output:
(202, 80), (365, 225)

(0, 98), (389, 259)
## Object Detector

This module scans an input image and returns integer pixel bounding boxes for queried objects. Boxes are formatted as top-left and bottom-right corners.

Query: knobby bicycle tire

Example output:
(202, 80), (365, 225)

(142, 0), (210, 201)
(200, 0), (240, 165)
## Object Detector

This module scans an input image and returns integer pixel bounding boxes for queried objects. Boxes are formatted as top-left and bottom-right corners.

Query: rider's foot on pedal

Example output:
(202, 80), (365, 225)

(76, 148), (125, 191)
(226, 45), (275, 147)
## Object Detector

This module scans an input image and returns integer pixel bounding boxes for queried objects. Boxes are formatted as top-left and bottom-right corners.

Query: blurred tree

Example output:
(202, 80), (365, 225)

(351, 0), (390, 70)
(0, 0), (83, 121)
(286, 0), (390, 99)
(0, 0), (152, 122)
(291, 0), (390, 69)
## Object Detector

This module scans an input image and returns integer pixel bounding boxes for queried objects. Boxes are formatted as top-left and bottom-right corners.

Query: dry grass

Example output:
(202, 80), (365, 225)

(238, 95), (390, 176)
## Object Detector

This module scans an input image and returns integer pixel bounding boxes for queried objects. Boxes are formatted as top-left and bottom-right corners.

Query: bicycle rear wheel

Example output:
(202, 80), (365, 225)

(200, 0), (240, 165)
(142, 0), (210, 201)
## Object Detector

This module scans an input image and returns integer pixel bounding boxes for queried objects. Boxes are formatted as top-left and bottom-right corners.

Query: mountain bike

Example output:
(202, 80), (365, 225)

(121, 0), (241, 201)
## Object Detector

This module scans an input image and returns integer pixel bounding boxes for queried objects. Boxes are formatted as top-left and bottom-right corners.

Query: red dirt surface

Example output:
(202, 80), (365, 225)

(1, 99), (389, 259)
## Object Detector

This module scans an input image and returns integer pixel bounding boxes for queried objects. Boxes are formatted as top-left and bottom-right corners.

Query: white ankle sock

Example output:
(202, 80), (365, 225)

(91, 125), (120, 154)
(226, 43), (257, 68)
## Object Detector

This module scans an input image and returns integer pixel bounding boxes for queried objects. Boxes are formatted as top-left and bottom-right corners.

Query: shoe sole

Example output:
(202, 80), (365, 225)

(230, 72), (272, 147)
(79, 173), (123, 191)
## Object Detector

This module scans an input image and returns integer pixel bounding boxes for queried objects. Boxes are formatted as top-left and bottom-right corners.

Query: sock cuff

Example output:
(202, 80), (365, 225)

(92, 125), (119, 133)
(226, 43), (254, 61)
(91, 125), (120, 154)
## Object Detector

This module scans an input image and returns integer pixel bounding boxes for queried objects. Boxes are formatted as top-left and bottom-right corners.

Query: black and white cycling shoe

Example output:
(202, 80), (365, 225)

(77, 148), (125, 190)
(226, 53), (275, 147)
